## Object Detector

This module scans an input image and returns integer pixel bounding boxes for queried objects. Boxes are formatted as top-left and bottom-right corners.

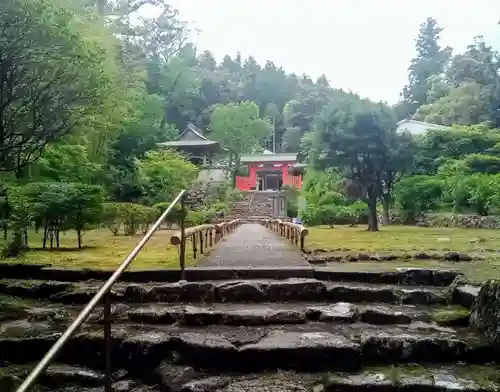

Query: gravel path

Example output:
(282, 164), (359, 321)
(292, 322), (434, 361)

(198, 223), (309, 267)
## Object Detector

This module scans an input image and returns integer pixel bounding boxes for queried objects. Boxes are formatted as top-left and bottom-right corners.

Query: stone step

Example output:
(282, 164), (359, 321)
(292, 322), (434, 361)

(119, 303), (470, 327)
(0, 319), (496, 373)
(0, 279), (456, 306)
(4, 363), (500, 392)
(0, 266), (461, 285)
(3, 301), (470, 328)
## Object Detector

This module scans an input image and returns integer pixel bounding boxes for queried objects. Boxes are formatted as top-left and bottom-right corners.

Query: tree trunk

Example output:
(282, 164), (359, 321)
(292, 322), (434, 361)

(231, 155), (240, 188)
(381, 194), (391, 225)
(43, 225), (48, 249)
(367, 188), (379, 232)
(97, 0), (105, 16)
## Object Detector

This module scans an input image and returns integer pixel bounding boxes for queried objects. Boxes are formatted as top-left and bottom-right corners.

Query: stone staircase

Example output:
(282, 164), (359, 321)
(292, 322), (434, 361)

(248, 191), (276, 217)
(1, 268), (499, 392)
(225, 192), (252, 220)
(226, 191), (285, 221)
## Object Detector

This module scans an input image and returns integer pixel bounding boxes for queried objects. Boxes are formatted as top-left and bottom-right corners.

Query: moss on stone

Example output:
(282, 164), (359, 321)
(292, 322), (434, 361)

(452, 364), (500, 388)
(0, 294), (33, 321)
(430, 306), (470, 325)
(366, 364), (500, 389)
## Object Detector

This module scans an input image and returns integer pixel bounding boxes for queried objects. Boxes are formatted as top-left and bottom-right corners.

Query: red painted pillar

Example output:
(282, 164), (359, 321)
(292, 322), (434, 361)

(249, 164), (257, 189)
(281, 165), (288, 186)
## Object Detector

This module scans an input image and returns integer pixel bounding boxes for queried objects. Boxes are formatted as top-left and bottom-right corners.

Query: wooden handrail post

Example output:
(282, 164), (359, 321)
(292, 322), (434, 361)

(179, 194), (186, 280)
(199, 231), (204, 254)
(103, 292), (112, 392)
(266, 218), (308, 252)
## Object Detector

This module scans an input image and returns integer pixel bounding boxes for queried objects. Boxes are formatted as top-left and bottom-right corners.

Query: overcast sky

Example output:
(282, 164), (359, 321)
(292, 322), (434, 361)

(167, 0), (500, 104)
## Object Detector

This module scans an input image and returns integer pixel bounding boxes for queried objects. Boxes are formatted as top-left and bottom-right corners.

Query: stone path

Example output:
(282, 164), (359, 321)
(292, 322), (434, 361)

(198, 223), (308, 267)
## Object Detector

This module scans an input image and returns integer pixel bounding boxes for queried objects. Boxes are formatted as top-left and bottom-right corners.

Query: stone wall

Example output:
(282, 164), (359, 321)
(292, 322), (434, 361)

(379, 212), (500, 229)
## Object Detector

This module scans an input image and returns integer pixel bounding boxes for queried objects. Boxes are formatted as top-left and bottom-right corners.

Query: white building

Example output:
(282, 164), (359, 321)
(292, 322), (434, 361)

(396, 119), (449, 135)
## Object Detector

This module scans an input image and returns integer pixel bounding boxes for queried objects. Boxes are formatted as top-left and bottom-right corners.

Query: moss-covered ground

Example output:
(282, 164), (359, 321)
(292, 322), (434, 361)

(0, 228), (198, 270)
(307, 225), (500, 282)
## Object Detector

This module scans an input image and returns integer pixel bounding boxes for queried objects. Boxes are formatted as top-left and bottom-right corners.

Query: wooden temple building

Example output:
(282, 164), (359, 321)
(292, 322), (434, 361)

(158, 123), (305, 190)
(157, 123), (223, 166)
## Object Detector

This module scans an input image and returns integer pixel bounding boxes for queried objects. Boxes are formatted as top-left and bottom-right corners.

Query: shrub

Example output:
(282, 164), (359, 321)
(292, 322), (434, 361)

(301, 204), (358, 226)
(101, 202), (156, 236)
(102, 203), (121, 235)
(119, 203), (153, 235)
(395, 176), (444, 222)
(152, 202), (184, 229)
(186, 211), (205, 226)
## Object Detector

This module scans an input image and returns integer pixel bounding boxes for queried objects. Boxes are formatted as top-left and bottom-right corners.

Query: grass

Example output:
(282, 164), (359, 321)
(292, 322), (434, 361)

(306, 225), (500, 283)
(0, 228), (197, 270)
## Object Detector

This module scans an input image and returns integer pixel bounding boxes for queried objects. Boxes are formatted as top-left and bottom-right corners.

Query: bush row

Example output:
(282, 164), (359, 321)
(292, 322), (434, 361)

(0, 182), (231, 255)
(301, 201), (368, 226)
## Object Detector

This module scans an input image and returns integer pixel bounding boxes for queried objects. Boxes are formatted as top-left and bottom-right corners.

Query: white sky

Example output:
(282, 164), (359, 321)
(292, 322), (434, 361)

(167, 0), (500, 104)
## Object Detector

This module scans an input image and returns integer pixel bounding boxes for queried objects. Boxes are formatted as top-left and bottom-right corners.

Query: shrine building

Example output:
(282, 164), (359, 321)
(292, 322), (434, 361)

(158, 123), (305, 190)
(235, 150), (304, 191)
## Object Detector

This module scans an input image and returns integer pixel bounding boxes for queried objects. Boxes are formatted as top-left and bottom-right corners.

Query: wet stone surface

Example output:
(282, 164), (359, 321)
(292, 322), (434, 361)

(324, 368), (500, 392)
(220, 379), (308, 392)
(87, 302), (457, 327)
(471, 280), (500, 344)
(196, 224), (309, 268)
(2, 362), (500, 392)
(0, 278), (455, 305)
(305, 303), (357, 322)
(2, 320), (494, 372)
(454, 284), (481, 309)
(239, 331), (362, 371)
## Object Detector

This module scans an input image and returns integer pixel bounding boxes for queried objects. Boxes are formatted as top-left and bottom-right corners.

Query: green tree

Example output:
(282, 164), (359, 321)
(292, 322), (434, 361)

(136, 150), (198, 204)
(0, 0), (120, 173)
(209, 101), (271, 184)
(281, 127), (302, 153)
(401, 17), (452, 116)
(314, 96), (399, 231)
(414, 82), (496, 126)
(36, 143), (102, 183)
(379, 131), (417, 224)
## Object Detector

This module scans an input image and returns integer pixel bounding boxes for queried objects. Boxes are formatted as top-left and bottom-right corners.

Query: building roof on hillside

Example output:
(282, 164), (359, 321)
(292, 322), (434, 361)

(396, 119), (449, 134)
(241, 152), (298, 163)
(158, 123), (222, 150)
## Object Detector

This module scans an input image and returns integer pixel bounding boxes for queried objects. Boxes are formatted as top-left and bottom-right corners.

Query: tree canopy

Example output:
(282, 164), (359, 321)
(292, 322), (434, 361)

(2, 0), (500, 235)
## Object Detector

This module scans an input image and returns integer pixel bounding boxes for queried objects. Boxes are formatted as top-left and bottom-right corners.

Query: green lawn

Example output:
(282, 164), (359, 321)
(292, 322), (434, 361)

(0, 228), (197, 270)
(306, 225), (500, 283)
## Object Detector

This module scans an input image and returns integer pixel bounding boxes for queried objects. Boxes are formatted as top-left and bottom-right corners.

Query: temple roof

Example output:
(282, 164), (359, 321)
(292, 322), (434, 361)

(241, 152), (298, 163)
(157, 123), (222, 150)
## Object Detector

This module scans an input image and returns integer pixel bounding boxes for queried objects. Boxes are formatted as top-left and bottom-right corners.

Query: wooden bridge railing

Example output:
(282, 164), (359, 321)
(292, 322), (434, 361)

(265, 218), (308, 251)
(170, 219), (241, 278)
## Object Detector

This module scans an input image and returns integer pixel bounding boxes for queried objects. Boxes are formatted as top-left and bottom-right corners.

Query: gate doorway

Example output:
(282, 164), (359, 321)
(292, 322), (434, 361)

(257, 171), (282, 191)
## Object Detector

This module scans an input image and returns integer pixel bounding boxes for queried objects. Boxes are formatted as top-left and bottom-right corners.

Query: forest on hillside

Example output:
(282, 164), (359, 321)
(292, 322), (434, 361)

(1, 0), (500, 249)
